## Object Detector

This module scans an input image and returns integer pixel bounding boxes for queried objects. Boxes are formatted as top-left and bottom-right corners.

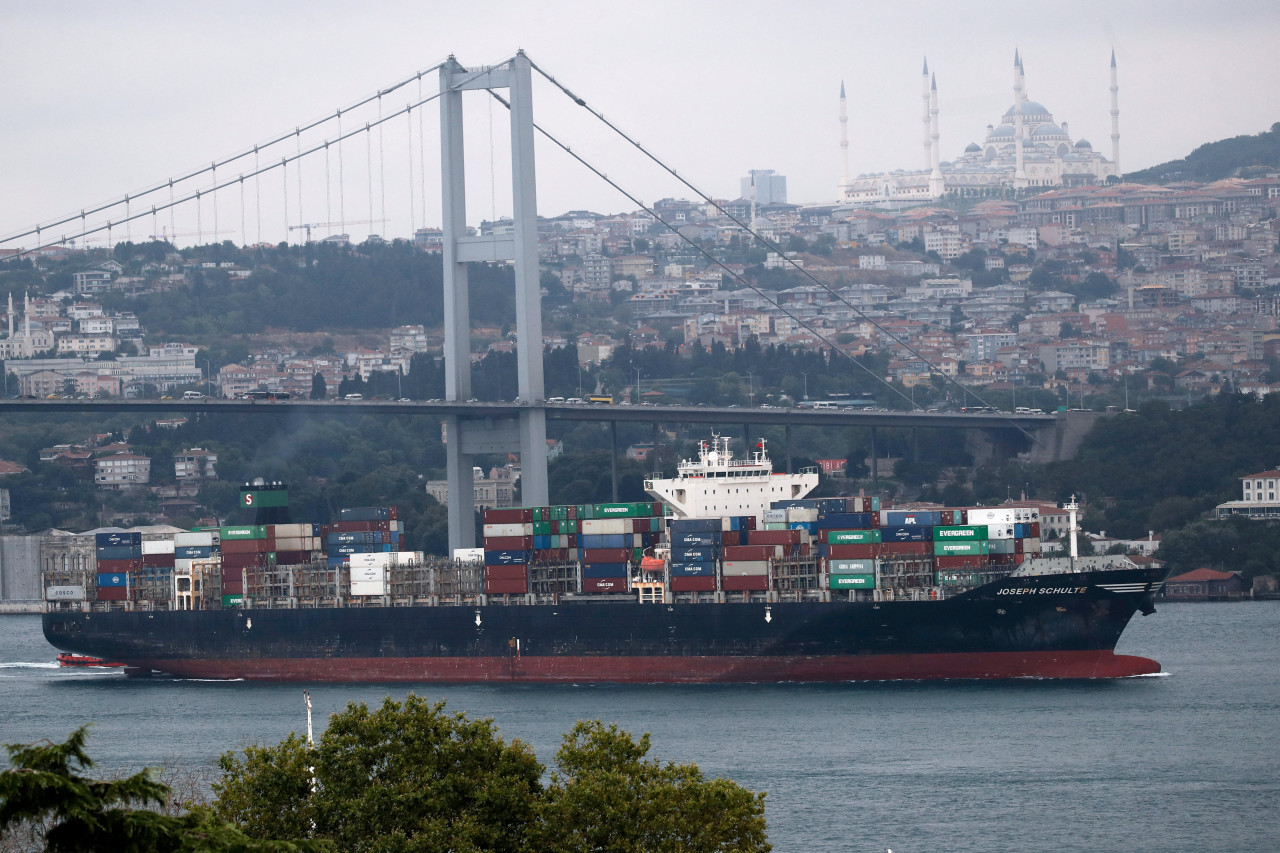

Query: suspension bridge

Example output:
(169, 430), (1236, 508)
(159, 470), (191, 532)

(0, 51), (1071, 552)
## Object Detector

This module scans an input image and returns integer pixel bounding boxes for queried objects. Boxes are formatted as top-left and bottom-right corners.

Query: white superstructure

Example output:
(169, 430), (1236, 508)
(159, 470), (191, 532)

(643, 434), (819, 524)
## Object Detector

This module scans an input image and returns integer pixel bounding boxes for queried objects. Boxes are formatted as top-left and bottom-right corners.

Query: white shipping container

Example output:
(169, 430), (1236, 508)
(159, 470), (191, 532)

(45, 585), (85, 600)
(721, 560), (770, 576)
(581, 518), (628, 535)
(968, 508), (1018, 524)
(829, 559), (877, 573)
(274, 537), (311, 552)
(349, 580), (388, 597)
(142, 539), (176, 555)
(787, 507), (818, 523)
(986, 525), (1015, 540)
(763, 509), (786, 523)
(270, 523), (310, 538)
(174, 531), (215, 547)
(452, 547), (484, 563)
(482, 523), (532, 538)
(350, 552), (391, 569)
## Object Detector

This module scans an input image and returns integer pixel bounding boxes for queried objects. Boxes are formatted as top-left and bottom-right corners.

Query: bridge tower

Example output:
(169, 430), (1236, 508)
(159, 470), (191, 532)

(440, 52), (548, 553)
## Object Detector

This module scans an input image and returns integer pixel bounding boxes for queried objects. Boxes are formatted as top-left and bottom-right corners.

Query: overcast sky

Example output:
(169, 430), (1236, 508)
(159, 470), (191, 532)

(3, 0), (1278, 248)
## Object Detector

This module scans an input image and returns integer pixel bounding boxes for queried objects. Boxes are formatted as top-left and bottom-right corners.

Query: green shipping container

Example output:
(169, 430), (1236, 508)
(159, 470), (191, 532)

(828, 529), (881, 544)
(222, 594), (244, 607)
(592, 502), (652, 518)
(829, 574), (876, 590)
(933, 540), (990, 556)
(221, 525), (267, 541)
(550, 505), (568, 521)
(532, 521), (552, 535)
(932, 525), (988, 541)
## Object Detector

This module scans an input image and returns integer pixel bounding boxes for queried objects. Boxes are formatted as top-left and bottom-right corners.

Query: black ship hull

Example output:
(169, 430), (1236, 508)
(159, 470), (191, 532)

(42, 567), (1167, 682)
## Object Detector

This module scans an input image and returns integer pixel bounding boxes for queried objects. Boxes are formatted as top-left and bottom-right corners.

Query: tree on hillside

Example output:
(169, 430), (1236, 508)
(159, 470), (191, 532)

(309, 372), (327, 400)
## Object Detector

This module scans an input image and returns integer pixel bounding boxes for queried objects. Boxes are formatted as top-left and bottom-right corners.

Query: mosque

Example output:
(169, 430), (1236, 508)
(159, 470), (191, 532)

(838, 51), (1120, 205)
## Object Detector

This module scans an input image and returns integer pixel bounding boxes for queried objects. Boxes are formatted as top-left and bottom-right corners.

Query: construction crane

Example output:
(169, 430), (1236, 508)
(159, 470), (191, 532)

(149, 228), (233, 243)
(288, 220), (387, 242)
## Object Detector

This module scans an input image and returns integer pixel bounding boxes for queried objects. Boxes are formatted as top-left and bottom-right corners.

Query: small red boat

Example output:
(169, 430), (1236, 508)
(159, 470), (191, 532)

(57, 653), (125, 668)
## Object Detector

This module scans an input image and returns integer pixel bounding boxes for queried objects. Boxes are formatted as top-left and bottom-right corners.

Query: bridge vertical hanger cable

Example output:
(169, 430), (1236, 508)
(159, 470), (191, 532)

(168, 181), (176, 245)
(240, 178), (246, 246)
(296, 131), (304, 236)
(367, 122), (375, 231)
(125, 196), (131, 244)
(378, 95), (387, 233)
(324, 143), (332, 228)
(212, 163), (219, 241)
(337, 110), (346, 226)
(281, 158), (289, 243)
(526, 61), (1026, 432)
(406, 106), (416, 235)
(418, 75), (427, 229)
(255, 147), (262, 245)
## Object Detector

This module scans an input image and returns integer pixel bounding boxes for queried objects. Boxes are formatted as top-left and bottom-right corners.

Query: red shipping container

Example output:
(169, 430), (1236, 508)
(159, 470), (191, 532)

(532, 548), (571, 562)
(934, 555), (987, 569)
(220, 538), (269, 554)
(388, 506), (399, 520)
(723, 544), (777, 561)
(221, 576), (244, 595)
(484, 535), (534, 550)
(97, 557), (143, 573)
(583, 577), (626, 593)
(482, 508), (532, 524)
(142, 554), (173, 569)
(485, 565), (528, 581)
(329, 520), (391, 533)
(747, 529), (800, 545)
(221, 552), (265, 570)
(870, 512), (882, 528)
(798, 543), (811, 557)
(484, 578), (528, 595)
(827, 543), (879, 559)
(722, 574), (769, 592)
(879, 542), (929, 556)
(1030, 522), (1041, 538)
(583, 548), (632, 563)
(671, 576), (717, 592)
(1015, 539), (1025, 554)
(96, 586), (129, 601)
(274, 550), (313, 565)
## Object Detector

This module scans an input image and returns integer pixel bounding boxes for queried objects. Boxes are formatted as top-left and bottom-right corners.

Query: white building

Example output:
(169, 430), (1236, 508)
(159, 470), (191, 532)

(1216, 468), (1280, 519)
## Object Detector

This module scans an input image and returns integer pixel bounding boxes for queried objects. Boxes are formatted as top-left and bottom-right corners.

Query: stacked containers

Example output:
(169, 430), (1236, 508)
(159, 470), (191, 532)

(729, 525), (802, 591)
(220, 525), (269, 598)
(482, 508), (533, 595)
(669, 518), (721, 592)
(95, 532), (141, 601)
(173, 531), (220, 604)
(326, 507), (404, 568)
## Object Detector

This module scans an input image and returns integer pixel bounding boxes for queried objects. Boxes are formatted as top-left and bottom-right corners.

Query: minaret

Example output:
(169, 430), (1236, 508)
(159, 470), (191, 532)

(921, 57), (931, 171)
(839, 81), (850, 196)
(1013, 50), (1027, 188)
(1110, 49), (1121, 177)
(6, 292), (12, 339)
(929, 74), (945, 197)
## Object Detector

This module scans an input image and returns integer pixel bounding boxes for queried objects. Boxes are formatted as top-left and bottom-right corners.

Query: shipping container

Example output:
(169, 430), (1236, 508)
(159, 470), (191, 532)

(723, 544), (779, 561)
(592, 502), (653, 518)
(671, 531), (721, 547)
(581, 518), (630, 536)
(483, 522), (532, 538)
(669, 561), (718, 577)
(142, 554), (175, 569)
(95, 558), (143, 573)
(829, 558), (877, 574)
(828, 574), (876, 590)
(884, 510), (943, 526)
(669, 518), (721, 533)
(879, 542), (930, 556)
(94, 544), (142, 561)
(578, 533), (631, 550)
(934, 555), (987, 570)
(483, 535), (535, 550)
(816, 511), (874, 529)
(670, 576), (717, 592)
(95, 532), (141, 548)
(879, 525), (931, 543)
(932, 525), (989, 541)
(96, 586), (129, 601)
(220, 525), (267, 541)
(721, 560), (770, 576)
(222, 594), (244, 607)
(827, 543), (880, 559)
(670, 546), (717, 563)
(485, 578), (529, 595)
(484, 564), (528, 581)
(95, 572), (129, 588)
(141, 539), (175, 555)
(722, 575), (769, 592)
(483, 549), (530, 566)
(746, 529), (801, 546)
(825, 529), (882, 545)
(582, 548), (633, 564)
(339, 506), (392, 522)
(174, 531), (214, 547)
(933, 540), (991, 557)
(583, 577), (627, 593)
(582, 563), (629, 578)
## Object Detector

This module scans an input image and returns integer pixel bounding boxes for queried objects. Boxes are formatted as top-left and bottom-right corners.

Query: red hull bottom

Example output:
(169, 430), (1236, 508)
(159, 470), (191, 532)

(126, 650), (1163, 682)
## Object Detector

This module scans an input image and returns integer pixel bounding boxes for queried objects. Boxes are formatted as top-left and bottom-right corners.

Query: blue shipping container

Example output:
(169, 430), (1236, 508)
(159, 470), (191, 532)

(96, 573), (128, 587)
(95, 545), (143, 561)
(672, 531), (720, 547)
(326, 531), (386, 545)
(582, 562), (629, 578)
(96, 532), (141, 548)
(670, 561), (717, 577)
(175, 546), (212, 559)
(879, 524), (931, 542)
(484, 549), (530, 566)
(670, 518), (721, 533)
(816, 512), (873, 529)
(579, 533), (631, 549)
(671, 546), (717, 563)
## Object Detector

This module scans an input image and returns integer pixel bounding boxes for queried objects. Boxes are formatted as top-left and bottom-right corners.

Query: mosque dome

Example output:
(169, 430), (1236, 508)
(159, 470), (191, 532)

(1003, 101), (1052, 120)
(1031, 123), (1067, 140)
(1073, 138), (1093, 149)
(988, 125), (1016, 139)
(965, 142), (981, 153)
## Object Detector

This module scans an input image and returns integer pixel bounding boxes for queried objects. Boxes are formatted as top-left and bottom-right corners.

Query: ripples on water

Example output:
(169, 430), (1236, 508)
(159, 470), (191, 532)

(2, 603), (1277, 853)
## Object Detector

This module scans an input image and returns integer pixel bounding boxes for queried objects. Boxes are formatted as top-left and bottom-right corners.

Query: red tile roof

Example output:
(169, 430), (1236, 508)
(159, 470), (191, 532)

(1168, 568), (1238, 582)
(1241, 470), (1280, 479)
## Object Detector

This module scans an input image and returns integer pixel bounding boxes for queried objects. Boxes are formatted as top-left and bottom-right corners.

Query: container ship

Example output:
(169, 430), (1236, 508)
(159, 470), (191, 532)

(42, 442), (1169, 682)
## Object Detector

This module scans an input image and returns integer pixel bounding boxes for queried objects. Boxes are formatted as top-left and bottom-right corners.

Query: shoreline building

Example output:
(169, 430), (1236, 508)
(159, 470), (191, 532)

(839, 51), (1120, 206)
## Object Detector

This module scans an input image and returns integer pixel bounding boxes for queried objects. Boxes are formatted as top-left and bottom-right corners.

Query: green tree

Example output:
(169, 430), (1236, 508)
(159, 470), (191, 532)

(529, 720), (770, 853)
(0, 726), (323, 852)
(213, 696), (542, 853)
(309, 373), (327, 400)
